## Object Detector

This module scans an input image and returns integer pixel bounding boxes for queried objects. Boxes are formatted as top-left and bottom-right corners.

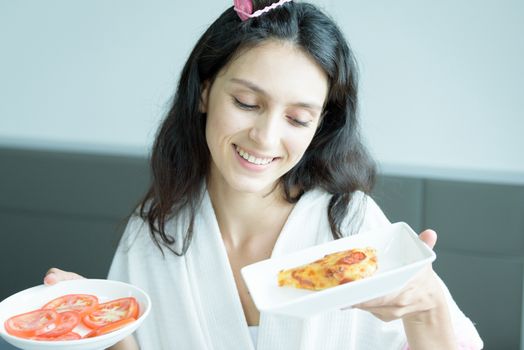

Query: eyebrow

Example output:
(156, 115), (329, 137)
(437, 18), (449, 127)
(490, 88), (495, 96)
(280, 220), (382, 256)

(230, 78), (323, 113)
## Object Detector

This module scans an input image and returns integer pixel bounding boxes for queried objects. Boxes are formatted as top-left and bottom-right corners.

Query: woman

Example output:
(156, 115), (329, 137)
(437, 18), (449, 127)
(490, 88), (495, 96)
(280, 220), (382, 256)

(45, 1), (483, 349)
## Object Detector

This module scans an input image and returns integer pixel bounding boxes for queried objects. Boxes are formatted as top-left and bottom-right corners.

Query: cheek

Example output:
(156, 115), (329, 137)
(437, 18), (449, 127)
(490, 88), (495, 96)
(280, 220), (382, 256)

(285, 130), (316, 162)
(205, 113), (223, 153)
(205, 105), (247, 146)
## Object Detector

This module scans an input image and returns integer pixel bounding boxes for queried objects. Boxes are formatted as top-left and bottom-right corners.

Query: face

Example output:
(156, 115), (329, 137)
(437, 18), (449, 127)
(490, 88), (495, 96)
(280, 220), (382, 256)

(202, 40), (329, 196)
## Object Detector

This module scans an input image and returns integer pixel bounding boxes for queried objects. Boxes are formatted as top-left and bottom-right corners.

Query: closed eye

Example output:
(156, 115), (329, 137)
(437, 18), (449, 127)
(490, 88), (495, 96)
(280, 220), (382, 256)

(287, 117), (311, 127)
(233, 97), (258, 111)
(233, 96), (311, 127)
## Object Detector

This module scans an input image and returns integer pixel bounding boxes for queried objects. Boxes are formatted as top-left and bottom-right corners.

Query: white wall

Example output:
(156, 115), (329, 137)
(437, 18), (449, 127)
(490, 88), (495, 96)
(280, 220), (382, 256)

(327, 0), (524, 183)
(0, 0), (232, 154)
(1, 1), (523, 183)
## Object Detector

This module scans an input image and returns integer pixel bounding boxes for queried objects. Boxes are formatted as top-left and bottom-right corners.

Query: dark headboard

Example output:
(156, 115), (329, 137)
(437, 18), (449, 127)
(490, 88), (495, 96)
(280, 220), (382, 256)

(1, 146), (522, 349)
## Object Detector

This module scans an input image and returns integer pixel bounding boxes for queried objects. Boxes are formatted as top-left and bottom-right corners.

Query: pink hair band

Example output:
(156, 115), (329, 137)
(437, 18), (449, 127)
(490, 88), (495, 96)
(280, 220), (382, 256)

(234, 0), (293, 21)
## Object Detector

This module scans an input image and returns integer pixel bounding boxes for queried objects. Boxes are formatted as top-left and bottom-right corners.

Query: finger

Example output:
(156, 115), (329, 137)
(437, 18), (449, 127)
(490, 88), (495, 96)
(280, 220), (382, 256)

(354, 295), (403, 310)
(45, 267), (64, 276)
(354, 280), (422, 310)
(44, 273), (58, 285)
(44, 268), (84, 285)
(354, 293), (401, 309)
(418, 229), (437, 249)
(44, 267), (64, 285)
(359, 300), (434, 318)
(353, 284), (411, 309)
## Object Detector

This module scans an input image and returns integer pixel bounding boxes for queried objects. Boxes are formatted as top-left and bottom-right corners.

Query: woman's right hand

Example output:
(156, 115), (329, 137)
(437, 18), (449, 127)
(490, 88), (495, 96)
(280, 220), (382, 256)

(44, 267), (85, 285)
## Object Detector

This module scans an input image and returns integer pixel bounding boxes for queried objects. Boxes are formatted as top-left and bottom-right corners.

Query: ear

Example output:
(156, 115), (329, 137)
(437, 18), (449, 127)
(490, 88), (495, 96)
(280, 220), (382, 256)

(199, 80), (210, 113)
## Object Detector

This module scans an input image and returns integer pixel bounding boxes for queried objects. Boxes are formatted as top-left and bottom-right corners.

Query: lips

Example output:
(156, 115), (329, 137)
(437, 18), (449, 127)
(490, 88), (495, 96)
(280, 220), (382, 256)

(234, 145), (275, 165)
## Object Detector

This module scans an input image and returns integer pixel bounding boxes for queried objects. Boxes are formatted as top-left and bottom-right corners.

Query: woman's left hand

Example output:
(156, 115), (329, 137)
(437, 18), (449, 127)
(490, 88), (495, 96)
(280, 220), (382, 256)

(353, 229), (444, 322)
(354, 229), (458, 349)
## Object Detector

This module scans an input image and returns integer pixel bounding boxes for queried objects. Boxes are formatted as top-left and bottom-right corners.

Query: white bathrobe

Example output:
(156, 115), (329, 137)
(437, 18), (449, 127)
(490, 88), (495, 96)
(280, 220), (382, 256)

(108, 188), (482, 350)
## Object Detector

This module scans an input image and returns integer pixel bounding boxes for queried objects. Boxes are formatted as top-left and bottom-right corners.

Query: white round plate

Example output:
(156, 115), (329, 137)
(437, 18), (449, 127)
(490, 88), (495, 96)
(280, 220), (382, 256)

(0, 279), (151, 350)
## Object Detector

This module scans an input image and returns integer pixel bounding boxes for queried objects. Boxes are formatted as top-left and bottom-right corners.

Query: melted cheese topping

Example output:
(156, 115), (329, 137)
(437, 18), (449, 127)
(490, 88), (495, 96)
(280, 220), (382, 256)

(278, 247), (378, 291)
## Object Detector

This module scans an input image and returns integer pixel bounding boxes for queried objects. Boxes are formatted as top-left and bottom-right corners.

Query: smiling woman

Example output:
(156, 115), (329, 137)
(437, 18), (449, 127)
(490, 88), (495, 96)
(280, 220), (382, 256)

(40, 1), (483, 350)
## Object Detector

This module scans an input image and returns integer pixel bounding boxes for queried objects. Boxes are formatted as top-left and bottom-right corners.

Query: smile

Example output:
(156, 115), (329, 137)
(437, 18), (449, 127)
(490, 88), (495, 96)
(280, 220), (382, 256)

(235, 145), (275, 165)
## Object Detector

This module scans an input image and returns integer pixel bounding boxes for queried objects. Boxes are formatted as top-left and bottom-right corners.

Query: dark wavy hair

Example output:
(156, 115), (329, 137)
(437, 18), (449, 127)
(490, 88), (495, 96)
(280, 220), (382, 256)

(139, 0), (376, 255)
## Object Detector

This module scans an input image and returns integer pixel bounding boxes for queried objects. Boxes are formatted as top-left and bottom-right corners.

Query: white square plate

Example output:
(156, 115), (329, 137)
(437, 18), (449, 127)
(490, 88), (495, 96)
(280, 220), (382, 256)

(241, 222), (435, 318)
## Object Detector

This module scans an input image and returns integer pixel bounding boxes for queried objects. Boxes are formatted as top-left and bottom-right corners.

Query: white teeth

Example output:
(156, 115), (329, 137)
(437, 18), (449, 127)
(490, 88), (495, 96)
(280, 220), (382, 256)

(235, 146), (273, 165)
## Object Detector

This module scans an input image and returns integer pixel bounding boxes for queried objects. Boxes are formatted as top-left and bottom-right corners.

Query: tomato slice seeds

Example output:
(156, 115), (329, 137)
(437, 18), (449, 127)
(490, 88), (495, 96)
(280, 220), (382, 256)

(82, 297), (139, 329)
(36, 311), (80, 338)
(4, 309), (59, 338)
(5, 294), (139, 341)
(42, 294), (98, 316)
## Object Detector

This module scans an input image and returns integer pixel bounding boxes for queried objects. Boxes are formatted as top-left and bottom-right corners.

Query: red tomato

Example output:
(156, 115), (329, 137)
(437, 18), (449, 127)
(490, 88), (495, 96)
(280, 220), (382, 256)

(33, 331), (81, 341)
(84, 318), (136, 338)
(83, 297), (139, 329)
(37, 311), (80, 338)
(42, 294), (98, 316)
(4, 309), (59, 338)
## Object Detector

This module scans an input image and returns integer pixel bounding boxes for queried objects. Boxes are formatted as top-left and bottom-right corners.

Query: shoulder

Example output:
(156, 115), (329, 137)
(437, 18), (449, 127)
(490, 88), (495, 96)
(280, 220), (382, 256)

(119, 200), (196, 254)
(339, 191), (391, 236)
(298, 187), (333, 209)
(300, 188), (389, 235)
(359, 193), (391, 231)
(116, 213), (152, 253)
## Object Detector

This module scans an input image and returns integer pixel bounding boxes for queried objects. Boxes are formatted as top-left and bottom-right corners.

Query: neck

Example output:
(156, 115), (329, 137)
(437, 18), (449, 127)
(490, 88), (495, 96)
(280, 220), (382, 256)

(206, 177), (294, 250)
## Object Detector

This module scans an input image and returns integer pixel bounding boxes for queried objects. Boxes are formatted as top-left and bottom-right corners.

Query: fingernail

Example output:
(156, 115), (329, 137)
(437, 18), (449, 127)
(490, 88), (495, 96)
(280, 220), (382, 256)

(44, 273), (56, 285)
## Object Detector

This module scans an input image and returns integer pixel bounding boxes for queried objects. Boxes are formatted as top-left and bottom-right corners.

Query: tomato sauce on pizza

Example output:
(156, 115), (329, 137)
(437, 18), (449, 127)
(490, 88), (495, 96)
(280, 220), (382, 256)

(278, 247), (378, 290)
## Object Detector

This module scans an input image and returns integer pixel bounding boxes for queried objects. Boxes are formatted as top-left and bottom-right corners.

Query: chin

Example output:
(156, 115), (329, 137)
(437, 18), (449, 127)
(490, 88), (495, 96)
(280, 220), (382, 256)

(227, 177), (279, 196)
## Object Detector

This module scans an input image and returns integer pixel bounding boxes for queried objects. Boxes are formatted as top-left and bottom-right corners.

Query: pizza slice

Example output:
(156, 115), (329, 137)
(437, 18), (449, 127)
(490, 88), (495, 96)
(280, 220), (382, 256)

(277, 247), (378, 291)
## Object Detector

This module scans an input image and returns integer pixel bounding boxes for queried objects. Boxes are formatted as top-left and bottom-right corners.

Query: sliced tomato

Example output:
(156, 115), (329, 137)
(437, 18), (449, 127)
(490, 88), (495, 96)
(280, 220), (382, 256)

(33, 331), (81, 341)
(37, 311), (80, 338)
(84, 317), (136, 338)
(82, 297), (139, 329)
(4, 309), (59, 339)
(42, 294), (98, 316)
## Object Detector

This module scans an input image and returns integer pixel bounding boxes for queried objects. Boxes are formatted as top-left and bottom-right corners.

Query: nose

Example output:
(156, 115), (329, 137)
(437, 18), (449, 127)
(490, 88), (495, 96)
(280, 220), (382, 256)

(248, 111), (280, 148)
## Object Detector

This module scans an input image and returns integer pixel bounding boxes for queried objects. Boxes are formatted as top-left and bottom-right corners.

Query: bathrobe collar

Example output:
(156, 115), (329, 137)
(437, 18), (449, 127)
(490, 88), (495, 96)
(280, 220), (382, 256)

(185, 188), (330, 350)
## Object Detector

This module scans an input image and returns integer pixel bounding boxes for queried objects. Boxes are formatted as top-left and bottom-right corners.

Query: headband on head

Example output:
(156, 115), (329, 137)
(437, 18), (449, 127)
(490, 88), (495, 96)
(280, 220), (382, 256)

(234, 0), (293, 21)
